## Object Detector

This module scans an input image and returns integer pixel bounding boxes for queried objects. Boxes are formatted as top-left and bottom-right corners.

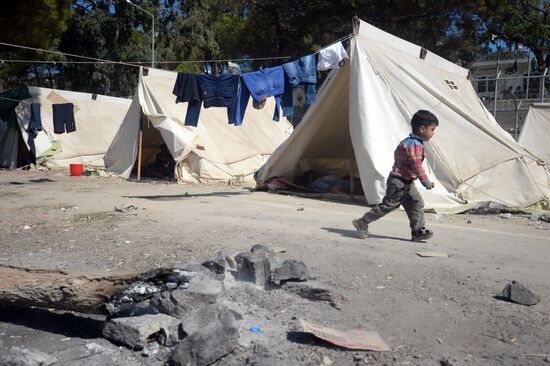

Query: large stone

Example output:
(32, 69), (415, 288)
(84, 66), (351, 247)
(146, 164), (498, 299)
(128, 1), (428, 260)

(171, 315), (239, 366)
(271, 259), (309, 284)
(234, 252), (271, 287)
(180, 303), (242, 335)
(102, 313), (184, 349)
(202, 250), (237, 275)
(151, 273), (224, 317)
(1, 346), (57, 366)
(501, 281), (540, 306)
(282, 280), (335, 302)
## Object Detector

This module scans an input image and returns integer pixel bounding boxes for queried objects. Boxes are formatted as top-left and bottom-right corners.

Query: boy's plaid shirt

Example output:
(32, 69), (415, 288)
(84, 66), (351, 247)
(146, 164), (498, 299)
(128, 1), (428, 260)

(391, 133), (432, 188)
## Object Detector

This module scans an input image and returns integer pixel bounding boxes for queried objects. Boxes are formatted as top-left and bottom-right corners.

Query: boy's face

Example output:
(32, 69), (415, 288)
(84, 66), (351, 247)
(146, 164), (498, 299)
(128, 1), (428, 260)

(418, 124), (437, 141)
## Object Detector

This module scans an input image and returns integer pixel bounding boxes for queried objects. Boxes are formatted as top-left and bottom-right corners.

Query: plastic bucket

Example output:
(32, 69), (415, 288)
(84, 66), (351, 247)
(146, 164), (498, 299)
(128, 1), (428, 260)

(69, 163), (84, 176)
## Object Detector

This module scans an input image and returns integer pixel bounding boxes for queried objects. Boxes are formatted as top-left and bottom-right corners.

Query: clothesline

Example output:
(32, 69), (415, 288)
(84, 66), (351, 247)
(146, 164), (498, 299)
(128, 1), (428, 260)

(0, 33), (353, 68)
(0, 96), (33, 104)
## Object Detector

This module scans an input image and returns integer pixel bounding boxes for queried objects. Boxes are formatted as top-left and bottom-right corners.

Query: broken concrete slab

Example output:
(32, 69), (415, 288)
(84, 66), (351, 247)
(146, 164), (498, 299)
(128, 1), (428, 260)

(500, 281), (540, 306)
(282, 280), (336, 303)
(271, 259), (310, 284)
(234, 252), (271, 287)
(180, 303), (241, 335)
(151, 273), (224, 317)
(0, 346), (58, 366)
(102, 313), (184, 349)
(171, 316), (239, 366)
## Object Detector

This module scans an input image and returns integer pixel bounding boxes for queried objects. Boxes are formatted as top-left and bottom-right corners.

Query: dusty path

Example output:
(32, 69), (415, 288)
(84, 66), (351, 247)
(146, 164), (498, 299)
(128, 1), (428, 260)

(1, 170), (549, 365)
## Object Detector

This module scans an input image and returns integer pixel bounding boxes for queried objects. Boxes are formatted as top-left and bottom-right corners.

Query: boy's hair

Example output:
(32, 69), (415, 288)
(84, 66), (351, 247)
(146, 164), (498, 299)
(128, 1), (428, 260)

(411, 110), (439, 134)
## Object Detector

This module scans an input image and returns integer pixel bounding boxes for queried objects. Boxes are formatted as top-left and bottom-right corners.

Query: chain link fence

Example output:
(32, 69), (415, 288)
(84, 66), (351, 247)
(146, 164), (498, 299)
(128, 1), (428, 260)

(471, 71), (549, 140)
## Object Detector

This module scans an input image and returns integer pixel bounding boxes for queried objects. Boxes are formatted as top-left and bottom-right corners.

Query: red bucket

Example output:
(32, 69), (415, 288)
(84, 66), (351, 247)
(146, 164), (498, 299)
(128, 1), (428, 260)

(69, 163), (84, 176)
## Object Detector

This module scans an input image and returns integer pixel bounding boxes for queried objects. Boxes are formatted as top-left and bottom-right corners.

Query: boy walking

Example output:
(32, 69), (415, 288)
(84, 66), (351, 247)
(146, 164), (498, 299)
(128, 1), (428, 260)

(353, 110), (438, 242)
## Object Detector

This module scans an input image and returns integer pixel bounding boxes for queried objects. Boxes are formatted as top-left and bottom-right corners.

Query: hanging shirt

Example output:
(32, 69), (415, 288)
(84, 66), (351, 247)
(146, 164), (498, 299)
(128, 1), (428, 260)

(317, 42), (349, 71)
(172, 72), (201, 104)
(52, 103), (76, 134)
(235, 66), (284, 126)
(281, 54), (317, 117)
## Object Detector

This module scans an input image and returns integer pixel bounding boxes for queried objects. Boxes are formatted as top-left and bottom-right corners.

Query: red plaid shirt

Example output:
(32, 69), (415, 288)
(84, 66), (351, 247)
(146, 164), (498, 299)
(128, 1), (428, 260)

(391, 133), (431, 187)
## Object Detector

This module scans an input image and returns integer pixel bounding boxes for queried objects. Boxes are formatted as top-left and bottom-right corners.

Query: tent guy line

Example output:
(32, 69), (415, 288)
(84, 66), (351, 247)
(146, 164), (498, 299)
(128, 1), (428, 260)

(0, 34), (353, 68)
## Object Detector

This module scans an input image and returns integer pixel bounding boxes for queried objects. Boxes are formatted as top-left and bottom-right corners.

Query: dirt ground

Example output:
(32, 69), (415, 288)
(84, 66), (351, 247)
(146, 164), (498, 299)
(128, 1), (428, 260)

(1, 170), (550, 366)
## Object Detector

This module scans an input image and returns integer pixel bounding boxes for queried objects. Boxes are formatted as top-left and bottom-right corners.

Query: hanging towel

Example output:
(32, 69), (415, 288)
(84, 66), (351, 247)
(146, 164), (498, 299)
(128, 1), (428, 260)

(281, 54), (317, 117)
(52, 103), (76, 134)
(236, 66), (284, 126)
(317, 42), (349, 71)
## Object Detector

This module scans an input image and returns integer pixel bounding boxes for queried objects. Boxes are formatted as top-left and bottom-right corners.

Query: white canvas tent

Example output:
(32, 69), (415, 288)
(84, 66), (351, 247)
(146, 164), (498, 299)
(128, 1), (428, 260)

(104, 68), (293, 183)
(518, 104), (550, 163)
(257, 19), (550, 211)
(6, 87), (131, 169)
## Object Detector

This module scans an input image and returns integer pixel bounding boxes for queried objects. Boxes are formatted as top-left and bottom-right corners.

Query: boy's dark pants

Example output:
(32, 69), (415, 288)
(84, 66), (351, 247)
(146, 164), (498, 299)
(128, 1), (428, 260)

(361, 175), (425, 232)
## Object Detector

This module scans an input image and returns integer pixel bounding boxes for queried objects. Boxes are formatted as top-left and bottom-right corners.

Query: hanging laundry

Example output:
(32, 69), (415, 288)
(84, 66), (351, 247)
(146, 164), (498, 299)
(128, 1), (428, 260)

(173, 72), (200, 104)
(27, 103), (42, 138)
(173, 73), (239, 127)
(52, 103), (76, 134)
(172, 72), (202, 126)
(317, 42), (349, 71)
(236, 66), (284, 125)
(281, 54), (317, 118)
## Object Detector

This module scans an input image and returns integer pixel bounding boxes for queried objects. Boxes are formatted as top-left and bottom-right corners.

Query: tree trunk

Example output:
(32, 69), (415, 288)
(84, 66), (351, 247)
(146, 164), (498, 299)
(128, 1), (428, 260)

(0, 264), (174, 315)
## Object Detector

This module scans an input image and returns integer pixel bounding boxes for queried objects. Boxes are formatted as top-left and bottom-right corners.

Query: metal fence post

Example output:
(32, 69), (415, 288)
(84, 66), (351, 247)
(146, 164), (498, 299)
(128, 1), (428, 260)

(493, 71), (501, 116)
(542, 69), (548, 103)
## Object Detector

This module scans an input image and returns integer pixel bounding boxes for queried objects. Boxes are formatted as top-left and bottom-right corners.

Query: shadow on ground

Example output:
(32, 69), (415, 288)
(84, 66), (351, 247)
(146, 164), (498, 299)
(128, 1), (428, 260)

(124, 191), (250, 201)
(0, 306), (105, 339)
(322, 227), (411, 242)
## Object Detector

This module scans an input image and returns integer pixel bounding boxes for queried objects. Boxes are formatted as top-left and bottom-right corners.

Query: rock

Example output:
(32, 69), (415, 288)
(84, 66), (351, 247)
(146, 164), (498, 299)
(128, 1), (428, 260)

(102, 314), (184, 349)
(282, 280), (335, 302)
(500, 281), (540, 306)
(180, 303), (242, 335)
(234, 252), (271, 287)
(0, 346), (57, 366)
(271, 259), (309, 284)
(152, 273), (224, 317)
(171, 315), (239, 366)
(111, 299), (160, 318)
(250, 244), (274, 256)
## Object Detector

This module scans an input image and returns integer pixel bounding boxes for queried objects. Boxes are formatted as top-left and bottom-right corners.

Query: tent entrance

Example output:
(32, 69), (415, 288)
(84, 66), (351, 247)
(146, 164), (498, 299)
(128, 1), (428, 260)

(131, 114), (175, 181)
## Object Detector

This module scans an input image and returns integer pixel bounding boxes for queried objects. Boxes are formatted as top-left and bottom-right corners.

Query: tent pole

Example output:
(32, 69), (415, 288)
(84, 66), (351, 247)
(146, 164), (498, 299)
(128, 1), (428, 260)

(349, 157), (355, 200)
(137, 128), (143, 181)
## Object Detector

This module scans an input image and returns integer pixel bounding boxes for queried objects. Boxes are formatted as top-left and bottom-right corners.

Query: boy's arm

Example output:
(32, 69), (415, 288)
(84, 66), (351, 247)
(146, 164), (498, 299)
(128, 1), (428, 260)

(408, 143), (432, 189)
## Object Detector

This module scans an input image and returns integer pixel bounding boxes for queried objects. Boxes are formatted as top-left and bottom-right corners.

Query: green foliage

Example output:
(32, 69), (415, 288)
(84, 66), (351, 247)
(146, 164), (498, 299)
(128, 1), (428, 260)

(477, 0), (550, 68)
(2, 0), (548, 97)
(0, 0), (73, 90)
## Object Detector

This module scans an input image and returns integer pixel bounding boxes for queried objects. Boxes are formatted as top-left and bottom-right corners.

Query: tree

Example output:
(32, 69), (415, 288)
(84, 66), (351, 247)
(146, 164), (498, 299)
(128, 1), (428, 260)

(0, 0), (73, 90)
(477, 0), (550, 69)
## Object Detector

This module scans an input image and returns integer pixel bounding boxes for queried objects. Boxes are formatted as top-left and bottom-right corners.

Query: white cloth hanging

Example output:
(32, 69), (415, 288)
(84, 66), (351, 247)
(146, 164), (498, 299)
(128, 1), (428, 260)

(317, 42), (349, 71)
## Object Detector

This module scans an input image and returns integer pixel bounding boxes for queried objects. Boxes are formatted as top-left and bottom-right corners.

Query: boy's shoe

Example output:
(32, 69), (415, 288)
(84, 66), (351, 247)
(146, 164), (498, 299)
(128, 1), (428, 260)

(352, 219), (369, 239)
(411, 228), (433, 242)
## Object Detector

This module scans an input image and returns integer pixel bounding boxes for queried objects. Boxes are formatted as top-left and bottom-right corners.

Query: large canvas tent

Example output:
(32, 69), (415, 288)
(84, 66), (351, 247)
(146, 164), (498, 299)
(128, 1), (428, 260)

(1, 86), (131, 169)
(104, 68), (293, 183)
(518, 104), (550, 163)
(257, 19), (550, 211)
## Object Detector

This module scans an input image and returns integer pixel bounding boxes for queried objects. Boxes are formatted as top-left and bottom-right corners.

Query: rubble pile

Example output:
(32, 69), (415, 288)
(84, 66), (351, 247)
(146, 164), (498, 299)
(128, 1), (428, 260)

(99, 245), (339, 366)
